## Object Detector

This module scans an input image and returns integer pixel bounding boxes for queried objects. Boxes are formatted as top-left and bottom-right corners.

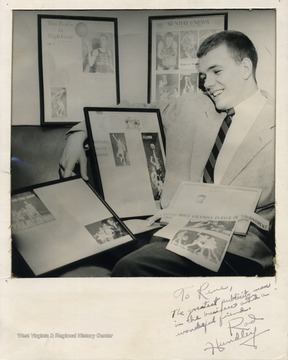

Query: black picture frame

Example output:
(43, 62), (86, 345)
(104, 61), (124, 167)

(11, 176), (135, 277)
(38, 14), (120, 125)
(85, 107), (166, 219)
(148, 13), (228, 103)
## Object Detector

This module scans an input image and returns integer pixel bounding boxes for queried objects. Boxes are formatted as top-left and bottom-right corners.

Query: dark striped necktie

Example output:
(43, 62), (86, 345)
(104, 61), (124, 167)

(203, 108), (235, 184)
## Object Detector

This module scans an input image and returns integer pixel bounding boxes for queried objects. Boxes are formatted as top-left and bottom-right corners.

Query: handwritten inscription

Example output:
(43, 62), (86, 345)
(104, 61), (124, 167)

(170, 282), (271, 354)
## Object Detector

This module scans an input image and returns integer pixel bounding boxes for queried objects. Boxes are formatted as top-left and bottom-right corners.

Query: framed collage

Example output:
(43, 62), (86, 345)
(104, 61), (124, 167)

(148, 13), (228, 102)
(85, 107), (166, 219)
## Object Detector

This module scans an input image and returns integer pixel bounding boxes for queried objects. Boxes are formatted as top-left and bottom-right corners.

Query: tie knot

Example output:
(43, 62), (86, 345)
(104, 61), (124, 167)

(227, 108), (235, 117)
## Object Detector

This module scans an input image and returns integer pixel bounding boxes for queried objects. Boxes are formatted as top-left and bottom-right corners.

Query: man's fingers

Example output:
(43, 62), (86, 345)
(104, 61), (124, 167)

(59, 163), (65, 178)
(63, 167), (74, 178)
(61, 159), (76, 178)
(59, 132), (89, 180)
(79, 152), (89, 181)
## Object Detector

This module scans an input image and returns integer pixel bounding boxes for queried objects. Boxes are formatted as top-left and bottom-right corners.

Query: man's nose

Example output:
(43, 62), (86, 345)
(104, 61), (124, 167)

(204, 73), (215, 90)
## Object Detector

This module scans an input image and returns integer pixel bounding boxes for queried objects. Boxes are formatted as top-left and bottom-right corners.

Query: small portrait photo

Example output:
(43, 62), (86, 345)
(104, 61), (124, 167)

(172, 230), (228, 265)
(11, 192), (55, 232)
(142, 133), (166, 201)
(110, 133), (130, 166)
(180, 30), (198, 59)
(51, 87), (67, 119)
(85, 217), (128, 245)
(156, 32), (179, 70)
(156, 73), (179, 100)
(180, 73), (198, 95)
(77, 23), (114, 74)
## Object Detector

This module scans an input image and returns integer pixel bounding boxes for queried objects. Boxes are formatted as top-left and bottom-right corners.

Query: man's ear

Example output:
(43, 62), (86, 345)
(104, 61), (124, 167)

(241, 57), (253, 80)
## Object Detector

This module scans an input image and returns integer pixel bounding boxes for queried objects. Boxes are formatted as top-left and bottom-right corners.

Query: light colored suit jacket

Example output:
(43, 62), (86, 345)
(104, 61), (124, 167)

(158, 91), (275, 269)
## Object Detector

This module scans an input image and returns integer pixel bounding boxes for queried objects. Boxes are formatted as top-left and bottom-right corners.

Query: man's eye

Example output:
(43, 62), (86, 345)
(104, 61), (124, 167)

(214, 70), (221, 74)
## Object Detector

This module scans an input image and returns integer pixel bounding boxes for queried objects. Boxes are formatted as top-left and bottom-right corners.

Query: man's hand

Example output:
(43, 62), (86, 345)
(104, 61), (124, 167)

(59, 131), (89, 181)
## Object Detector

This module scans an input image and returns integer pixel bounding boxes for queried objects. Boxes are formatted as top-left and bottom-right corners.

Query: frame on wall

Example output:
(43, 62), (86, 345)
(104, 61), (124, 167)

(85, 107), (166, 219)
(148, 13), (228, 103)
(38, 15), (120, 125)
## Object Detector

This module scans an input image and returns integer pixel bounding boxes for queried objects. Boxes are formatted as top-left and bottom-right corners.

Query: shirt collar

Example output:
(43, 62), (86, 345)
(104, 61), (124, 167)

(233, 89), (266, 120)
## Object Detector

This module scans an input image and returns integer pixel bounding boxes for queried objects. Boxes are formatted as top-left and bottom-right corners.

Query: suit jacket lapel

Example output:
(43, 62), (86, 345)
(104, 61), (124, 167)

(221, 97), (275, 185)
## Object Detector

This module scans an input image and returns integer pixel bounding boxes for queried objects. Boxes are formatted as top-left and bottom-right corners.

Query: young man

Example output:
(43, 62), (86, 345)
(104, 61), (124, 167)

(60, 31), (275, 277)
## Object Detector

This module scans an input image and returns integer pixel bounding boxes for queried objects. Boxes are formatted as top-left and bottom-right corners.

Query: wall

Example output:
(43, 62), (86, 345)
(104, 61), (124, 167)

(12, 9), (275, 125)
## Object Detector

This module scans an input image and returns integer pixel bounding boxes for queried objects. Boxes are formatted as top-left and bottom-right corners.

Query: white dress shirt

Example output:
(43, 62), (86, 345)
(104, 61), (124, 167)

(213, 89), (267, 184)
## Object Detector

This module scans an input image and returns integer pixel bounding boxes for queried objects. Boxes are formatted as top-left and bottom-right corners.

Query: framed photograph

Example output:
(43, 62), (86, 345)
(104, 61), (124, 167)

(148, 13), (228, 102)
(38, 15), (120, 125)
(11, 176), (135, 276)
(85, 107), (166, 219)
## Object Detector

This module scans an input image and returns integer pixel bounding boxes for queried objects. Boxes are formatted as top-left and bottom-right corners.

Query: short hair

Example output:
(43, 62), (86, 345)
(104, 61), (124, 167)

(197, 31), (258, 79)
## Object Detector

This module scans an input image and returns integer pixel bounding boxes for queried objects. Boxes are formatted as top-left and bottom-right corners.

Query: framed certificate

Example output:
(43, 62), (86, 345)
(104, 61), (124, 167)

(38, 15), (120, 125)
(85, 107), (166, 219)
(160, 181), (263, 235)
(11, 176), (134, 276)
(148, 13), (228, 102)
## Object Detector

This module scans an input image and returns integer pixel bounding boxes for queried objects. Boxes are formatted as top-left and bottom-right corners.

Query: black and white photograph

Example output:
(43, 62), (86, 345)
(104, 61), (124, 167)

(156, 31), (179, 70)
(148, 13), (227, 102)
(141, 132), (166, 201)
(85, 107), (165, 218)
(1, 2), (288, 360)
(51, 87), (67, 119)
(180, 73), (198, 94)
(11, 178), (134, 277)
(38, 15), (119, 124)
(110, 132), (130, 166)
(11, 192), (56, 231)
(85, 217), (129, 245)
(180, 30), (198, 59)
(186, 219), (236, 235)
(155, 73), (179, 100)
(168, 228), (231, 271)
(81, 31), (114, 73)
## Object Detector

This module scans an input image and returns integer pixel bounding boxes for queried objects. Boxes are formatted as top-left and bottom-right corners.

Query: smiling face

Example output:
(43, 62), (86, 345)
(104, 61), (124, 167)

(198, 44), (255, 111)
